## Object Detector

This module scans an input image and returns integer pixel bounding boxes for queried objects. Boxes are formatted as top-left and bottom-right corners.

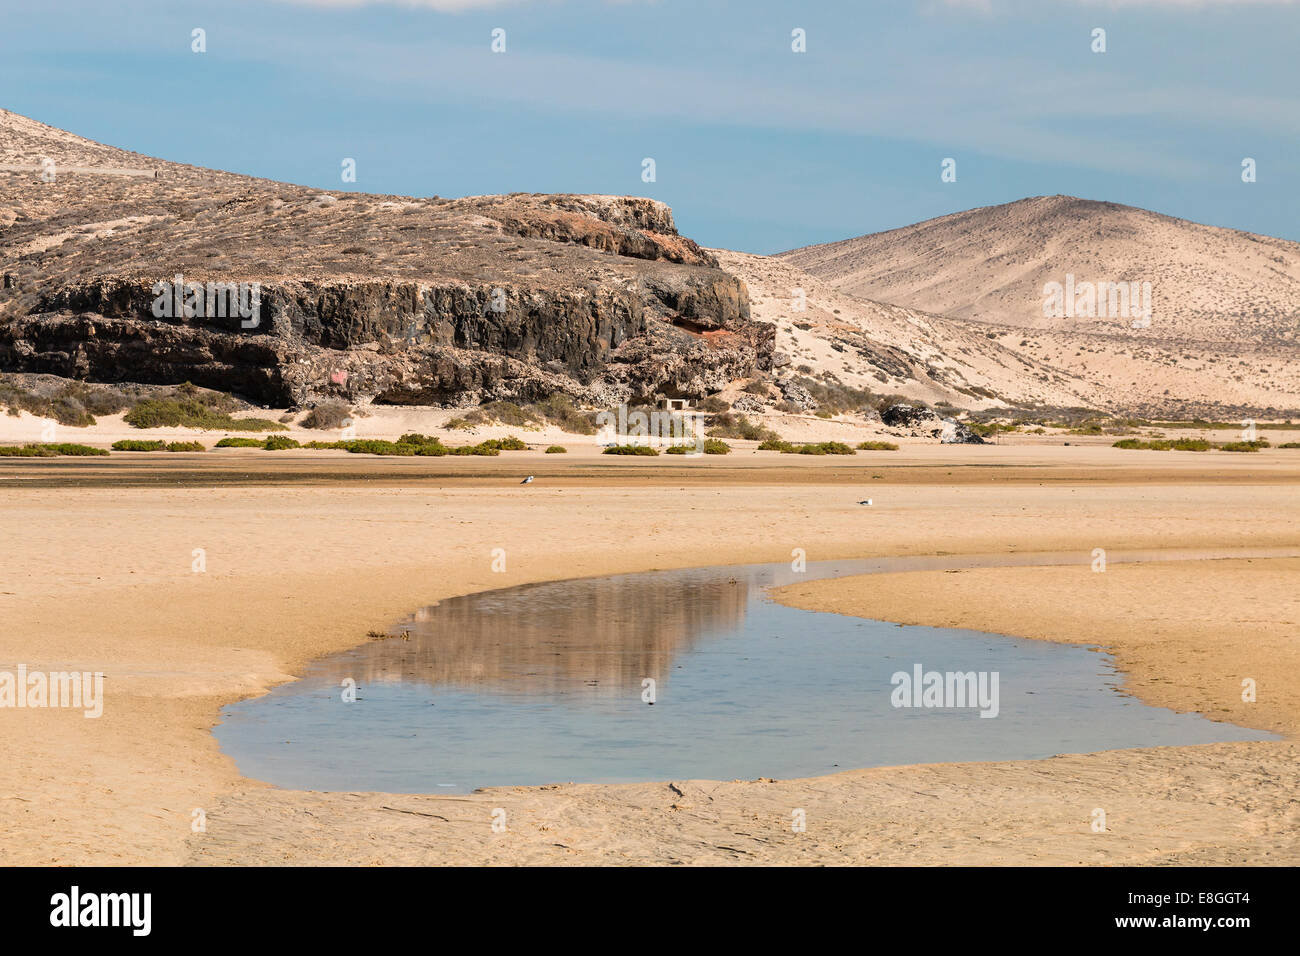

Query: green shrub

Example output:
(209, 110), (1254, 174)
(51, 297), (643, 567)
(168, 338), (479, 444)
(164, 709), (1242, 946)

(444, 417), (474, 431)
(1170, 438), (1211, 452)
(1280, 442), (1300, 449)
(757, 438), (794, 452)
(603, 444), (659, 456)
(48, 443), (108, 456)
(112, 439), (166, 451)
(214, 437), (265, 448)
(262, 436), (300, 450)
(0, 443), (108, 457)
(166, 441), (205, 452)
(856, 441), (899, 451)
(342, 440), (418, 456)
(125, 399), (286, 432)
(1113, 439), (1171, 450)
(794, 441), (856, 456)
(1218, 440), (1266, 452)
(480, 436), (527, 451)
(667, 438), (730, 455)
(545, 445), (567, 454)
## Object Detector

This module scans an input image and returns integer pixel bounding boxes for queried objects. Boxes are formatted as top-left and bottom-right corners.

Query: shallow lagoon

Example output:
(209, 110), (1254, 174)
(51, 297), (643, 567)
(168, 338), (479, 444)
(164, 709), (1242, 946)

(216, 552), (1277, 793)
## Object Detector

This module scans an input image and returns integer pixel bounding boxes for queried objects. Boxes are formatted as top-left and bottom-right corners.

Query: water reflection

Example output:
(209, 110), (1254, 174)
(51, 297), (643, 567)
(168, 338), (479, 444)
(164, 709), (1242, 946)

(317, 570), (753, 695)
(217, 549), (1287, 793)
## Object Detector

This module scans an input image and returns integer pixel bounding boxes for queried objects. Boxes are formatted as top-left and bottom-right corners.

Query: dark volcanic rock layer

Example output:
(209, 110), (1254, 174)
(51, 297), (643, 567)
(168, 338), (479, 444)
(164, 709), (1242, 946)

(0, 112), (769, 407)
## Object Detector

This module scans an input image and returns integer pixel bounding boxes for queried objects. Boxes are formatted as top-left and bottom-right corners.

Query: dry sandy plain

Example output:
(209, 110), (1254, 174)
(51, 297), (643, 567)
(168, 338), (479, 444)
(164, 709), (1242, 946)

(1, 441), (1298, 866)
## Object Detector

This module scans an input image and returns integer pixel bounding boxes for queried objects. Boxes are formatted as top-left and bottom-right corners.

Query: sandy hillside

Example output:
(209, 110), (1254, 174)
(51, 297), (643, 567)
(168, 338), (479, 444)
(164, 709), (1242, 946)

(778, 196), (1300, 418)
(782, 195), (1300, 342)
(712, 249), (1095, 411)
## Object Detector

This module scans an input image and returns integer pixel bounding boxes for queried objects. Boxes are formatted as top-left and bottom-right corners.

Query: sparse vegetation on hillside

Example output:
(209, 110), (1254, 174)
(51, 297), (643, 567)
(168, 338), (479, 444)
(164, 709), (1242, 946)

(706, 413), (780, 443)
(0, 376), (132, 427)
(459, 394), (600, 434)
(125, 398), (286, 432)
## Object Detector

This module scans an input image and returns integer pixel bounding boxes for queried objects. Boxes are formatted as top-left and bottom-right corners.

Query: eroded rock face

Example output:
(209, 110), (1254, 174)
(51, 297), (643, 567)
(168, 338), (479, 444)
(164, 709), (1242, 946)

(880, 403), (931, 429)
(881, 402), (986, 444)
(778, 379), (817, 411)
(0, 121), (770, 407)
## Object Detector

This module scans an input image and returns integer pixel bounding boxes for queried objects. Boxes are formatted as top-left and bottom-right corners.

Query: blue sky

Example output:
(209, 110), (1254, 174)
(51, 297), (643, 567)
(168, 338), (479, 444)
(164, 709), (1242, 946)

(2, 0), (1297, 253)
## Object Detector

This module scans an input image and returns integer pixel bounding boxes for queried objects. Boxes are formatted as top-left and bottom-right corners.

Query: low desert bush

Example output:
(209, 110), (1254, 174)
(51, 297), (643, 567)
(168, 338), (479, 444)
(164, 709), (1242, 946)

(261, 435), (301, 450)
(299, 403), (352, 430)
(603, 445), (659, 456)
(0, 442), (107, 457)
(111, 439), (166, 451)
(125, 398), (285, 432)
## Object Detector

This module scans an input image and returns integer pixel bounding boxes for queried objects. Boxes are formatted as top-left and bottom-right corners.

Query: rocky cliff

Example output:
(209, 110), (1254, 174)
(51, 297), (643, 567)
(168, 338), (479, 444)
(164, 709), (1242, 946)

(0, 111), (769, 407)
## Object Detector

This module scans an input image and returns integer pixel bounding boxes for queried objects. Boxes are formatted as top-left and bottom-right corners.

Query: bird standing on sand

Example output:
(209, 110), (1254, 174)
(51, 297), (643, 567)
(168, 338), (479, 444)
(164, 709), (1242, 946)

(520, 475), (534, 484)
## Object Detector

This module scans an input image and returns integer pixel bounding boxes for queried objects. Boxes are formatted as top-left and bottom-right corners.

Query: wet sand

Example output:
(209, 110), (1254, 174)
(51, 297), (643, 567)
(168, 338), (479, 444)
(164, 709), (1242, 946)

(1, 447), (1298, 865)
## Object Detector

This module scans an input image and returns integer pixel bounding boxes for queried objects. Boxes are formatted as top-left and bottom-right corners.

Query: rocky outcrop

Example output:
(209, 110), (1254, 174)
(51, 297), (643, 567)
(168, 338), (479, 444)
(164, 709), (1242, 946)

(453, 194), (720, 267)
(777, 379), (817, 411)
(0, 125), (771, 407)
(881, 403), (986, 444)
(3, 267), (768, 407)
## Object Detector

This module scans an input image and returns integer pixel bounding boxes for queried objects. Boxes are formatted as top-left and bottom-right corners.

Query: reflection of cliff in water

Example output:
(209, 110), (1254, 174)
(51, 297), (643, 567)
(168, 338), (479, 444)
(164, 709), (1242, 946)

(312, 570), (752, 696)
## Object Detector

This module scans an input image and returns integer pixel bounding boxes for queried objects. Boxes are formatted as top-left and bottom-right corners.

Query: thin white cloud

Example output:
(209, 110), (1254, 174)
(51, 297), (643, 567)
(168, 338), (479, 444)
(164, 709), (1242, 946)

(276, 0), (527, 10)
(938, 0), (1297, 9)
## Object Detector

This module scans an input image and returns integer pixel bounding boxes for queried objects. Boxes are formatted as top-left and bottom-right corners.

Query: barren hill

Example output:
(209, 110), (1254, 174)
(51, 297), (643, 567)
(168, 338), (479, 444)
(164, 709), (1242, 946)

(6, 110), (1296, 421)
(712, 249), (1096, 411)
(0, 109), (766, 407)
(783, 195), (1300, 344)
(782, 196), (1300, 417)
(0, 109), (1105, 419)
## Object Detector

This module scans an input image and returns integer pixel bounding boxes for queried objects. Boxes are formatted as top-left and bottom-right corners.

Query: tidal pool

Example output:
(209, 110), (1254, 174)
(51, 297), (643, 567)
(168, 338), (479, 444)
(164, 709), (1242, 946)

(216, 551), (1278, 793)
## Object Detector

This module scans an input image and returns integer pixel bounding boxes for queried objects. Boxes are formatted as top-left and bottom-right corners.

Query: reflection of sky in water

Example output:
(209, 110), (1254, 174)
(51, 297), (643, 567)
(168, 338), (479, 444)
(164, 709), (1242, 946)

(216, 555), (1278, 794)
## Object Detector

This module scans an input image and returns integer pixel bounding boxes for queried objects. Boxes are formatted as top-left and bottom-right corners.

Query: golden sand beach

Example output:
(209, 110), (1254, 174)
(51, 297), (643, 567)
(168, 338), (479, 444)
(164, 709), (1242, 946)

(1, 444), (1297, 865)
